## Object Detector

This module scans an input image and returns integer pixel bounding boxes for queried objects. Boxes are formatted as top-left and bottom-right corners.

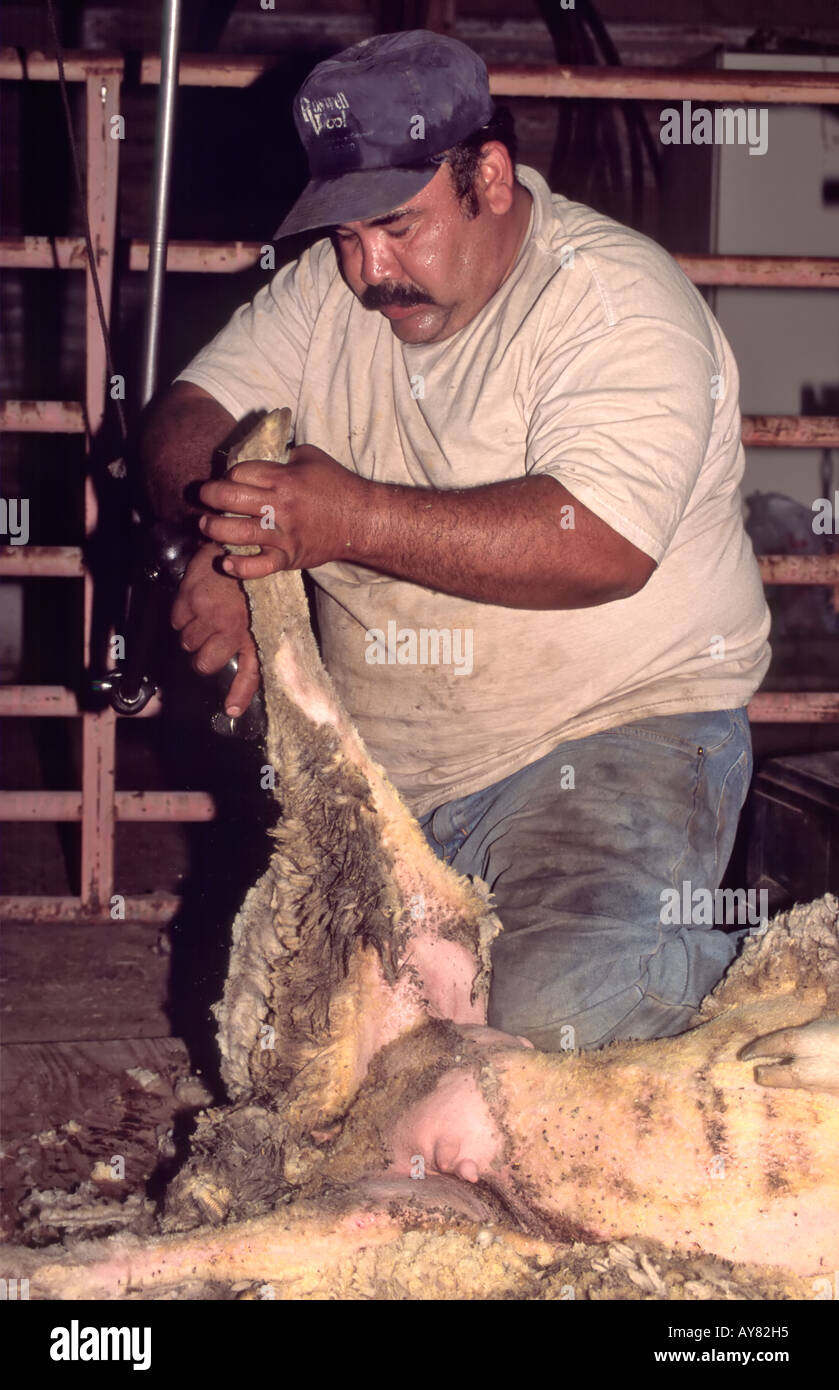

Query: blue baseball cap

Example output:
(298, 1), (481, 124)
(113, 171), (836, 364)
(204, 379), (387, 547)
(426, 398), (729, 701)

(273, 30), (495, 238)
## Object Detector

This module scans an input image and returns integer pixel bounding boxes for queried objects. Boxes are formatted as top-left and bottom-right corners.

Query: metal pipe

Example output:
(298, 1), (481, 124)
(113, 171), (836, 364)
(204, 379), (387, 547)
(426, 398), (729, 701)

(757, 555), (839, 585)
(486, 63), (839, 104)
(0, 400), (85, 431)
(6, 239), (839, 287)
(0, 790), (215, 821)
(3, 50), (839, 104)
(141, 55), (839, 102)
(139, 0), (182, 407)
(0, 687), (81, 716)
(0, 546), (85, 577)
(5, 546), (839, 584)
(11, 401), (839, 446)
(748, 692), (839, 723)
(0, 686), (161, 716)
(674, 255), (839, 290)
(0, 894), (185, 923)
(741, 416), (839, 447)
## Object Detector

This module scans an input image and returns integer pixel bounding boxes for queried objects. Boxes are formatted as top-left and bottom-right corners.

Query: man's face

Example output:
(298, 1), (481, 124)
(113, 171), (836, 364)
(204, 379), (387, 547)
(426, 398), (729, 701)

(332, 161), (507, 345)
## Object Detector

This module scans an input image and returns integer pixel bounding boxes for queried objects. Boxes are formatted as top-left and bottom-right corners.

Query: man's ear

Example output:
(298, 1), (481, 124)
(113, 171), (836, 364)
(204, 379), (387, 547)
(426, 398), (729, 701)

(479, 142), (516, 215)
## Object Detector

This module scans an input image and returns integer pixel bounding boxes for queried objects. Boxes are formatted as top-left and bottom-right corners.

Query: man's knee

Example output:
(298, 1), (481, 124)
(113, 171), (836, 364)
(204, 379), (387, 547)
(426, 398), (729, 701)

(490, 984), (701, 1051)
(487, 921), (738, 1050)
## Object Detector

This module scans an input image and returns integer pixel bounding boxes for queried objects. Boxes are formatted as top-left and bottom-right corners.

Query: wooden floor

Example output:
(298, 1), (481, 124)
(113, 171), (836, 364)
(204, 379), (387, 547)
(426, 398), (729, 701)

(0, 920), (210, 1243)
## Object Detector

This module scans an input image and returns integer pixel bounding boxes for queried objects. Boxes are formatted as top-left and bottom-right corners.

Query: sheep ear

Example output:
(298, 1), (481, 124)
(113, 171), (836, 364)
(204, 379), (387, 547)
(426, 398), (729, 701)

(227, 407), (293, 471)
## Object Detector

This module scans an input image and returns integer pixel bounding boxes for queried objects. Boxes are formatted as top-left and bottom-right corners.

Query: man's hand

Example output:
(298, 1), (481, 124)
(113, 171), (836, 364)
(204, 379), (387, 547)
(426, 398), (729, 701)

(198, 445), (364, 580)
(170, 541), (260, 716)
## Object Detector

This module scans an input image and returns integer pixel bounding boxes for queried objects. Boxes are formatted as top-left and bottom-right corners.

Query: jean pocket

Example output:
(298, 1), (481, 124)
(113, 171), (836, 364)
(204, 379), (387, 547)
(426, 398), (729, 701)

(601, 708), (738, 757)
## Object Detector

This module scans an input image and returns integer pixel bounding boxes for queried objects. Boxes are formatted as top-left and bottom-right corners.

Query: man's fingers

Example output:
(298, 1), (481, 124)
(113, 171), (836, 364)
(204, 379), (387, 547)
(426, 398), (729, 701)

(190, 631), (239, 676)
(199, 478), (272, 514)
(200, 514), (267, 547)
(226, 460), (286, 487)
(170, 592), (192, 630)
(177, 615), (214, 653)
(221, 551), (287, 580)
(225, 640), (260, 716)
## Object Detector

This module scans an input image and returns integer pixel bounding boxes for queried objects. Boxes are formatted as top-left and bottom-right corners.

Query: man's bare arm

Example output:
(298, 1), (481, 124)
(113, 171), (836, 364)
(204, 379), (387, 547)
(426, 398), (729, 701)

(139, 381), (260, 715)
(350, 471), (655, 608)
(139, 380), (236, 521)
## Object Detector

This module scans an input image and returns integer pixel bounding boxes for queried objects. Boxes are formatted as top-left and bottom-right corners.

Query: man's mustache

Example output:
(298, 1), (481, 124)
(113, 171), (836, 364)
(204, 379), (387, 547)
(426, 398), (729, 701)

(361, 283), (435, 310)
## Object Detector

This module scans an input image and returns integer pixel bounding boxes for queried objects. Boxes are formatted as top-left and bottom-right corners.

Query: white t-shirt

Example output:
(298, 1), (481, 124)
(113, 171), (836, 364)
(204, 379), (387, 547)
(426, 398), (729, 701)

(177, 163), (771, 818)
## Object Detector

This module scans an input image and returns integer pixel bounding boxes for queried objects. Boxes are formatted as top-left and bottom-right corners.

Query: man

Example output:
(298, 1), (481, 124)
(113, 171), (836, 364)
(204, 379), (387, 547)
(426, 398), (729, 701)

(141, 30), (771, 1051)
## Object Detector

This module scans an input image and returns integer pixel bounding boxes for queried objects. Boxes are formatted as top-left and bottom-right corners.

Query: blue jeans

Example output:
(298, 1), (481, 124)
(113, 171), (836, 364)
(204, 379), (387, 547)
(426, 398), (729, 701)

(418, 707), (753, 1050)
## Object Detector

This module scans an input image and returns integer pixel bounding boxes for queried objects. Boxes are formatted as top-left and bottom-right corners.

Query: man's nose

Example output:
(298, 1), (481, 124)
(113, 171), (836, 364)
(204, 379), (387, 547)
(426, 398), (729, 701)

(358, 233), (399, 285)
